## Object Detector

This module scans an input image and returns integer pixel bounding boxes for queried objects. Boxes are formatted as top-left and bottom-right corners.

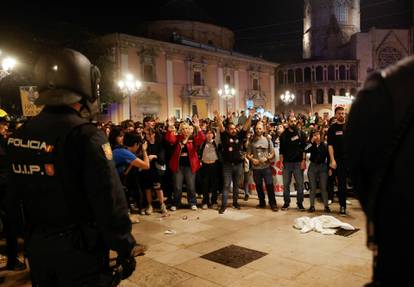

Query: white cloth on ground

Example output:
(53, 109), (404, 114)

(293, 215), (355, 235)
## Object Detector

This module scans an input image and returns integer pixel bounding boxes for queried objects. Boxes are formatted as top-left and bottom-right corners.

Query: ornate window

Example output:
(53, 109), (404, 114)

(142, 56), (156, 82)
(339, 65), (346, 80)
(253, 79), (259, 90)
(194, 71), (202, 85)
(350, 65), (357, 80)
(250, 72), (260, 91)
(304, 67), (311, 83)
(315, 66), (323, 82)
(295, 68), (303, 83)
(225, 74), (232, 85)
(139, 48), (158, 82)
(278, 70), (284, 85)
(378, 46), (403, 68)
(316, 89), (324, 104)
(335, 0), (348, 24)
(191, 64), (205, 86)
(328, 65), (335, 81)
(288, 69), (294, 84)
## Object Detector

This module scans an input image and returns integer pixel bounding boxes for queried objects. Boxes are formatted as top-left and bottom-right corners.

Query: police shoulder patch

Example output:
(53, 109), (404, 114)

(101, 142), (113, 160)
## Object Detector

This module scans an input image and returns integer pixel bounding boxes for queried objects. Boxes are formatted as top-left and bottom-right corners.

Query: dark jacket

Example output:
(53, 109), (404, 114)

(347, 56), (414, 286)
(279, 128), (306, 162)
(304, 141), (329, 164)
(6, 106), (135, 256)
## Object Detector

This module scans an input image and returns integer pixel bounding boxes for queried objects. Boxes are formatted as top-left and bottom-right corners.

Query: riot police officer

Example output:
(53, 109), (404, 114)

(347, 56), (414, 286)
(6, 48), (136, 286)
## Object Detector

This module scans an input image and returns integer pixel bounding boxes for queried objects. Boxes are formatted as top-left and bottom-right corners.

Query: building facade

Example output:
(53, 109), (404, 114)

(96, 21), (278, 123)
(276, 0), (413, 115)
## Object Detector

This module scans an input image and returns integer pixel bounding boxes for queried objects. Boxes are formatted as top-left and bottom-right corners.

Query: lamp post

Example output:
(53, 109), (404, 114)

(218, 84), (236, 115)
(117, 73), (142, 120)
(280, 90), (295, 105)
(345, 92), (355, 101)
(0, 50), (16, 81)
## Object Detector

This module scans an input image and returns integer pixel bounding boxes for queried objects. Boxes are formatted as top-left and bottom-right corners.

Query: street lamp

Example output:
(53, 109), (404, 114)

(0, 50), (16, 80)
(218, 84), (236, 114)
(117, 73), (142, 120)
(345, 92), (355, 101)
(280, 90), (295, 104)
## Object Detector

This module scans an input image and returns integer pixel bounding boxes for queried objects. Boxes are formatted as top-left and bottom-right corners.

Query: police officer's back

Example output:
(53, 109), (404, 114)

(347, 56), (414, 286)
(6, 49), (136, 286)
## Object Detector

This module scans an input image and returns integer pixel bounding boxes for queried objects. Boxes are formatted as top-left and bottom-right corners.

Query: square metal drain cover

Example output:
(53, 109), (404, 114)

(200, 244), (267, 268)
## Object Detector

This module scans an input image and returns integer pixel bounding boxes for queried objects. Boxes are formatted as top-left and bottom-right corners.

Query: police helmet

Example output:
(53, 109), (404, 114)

(34, 48), (100, 108)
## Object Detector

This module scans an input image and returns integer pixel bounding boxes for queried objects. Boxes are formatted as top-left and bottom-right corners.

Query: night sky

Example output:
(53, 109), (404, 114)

(1, 0), (413, 62)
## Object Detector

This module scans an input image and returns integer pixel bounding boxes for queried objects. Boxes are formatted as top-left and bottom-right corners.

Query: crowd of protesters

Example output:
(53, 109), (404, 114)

(0, 106), (351, 274)
(92, 106), (350, 217)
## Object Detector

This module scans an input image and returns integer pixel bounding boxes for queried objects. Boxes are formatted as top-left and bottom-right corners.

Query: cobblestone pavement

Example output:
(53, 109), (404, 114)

(0, 197), (372, 286)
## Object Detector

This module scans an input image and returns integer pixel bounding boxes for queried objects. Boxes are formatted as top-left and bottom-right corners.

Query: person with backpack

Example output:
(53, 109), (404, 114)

(247, 121), (278, 211)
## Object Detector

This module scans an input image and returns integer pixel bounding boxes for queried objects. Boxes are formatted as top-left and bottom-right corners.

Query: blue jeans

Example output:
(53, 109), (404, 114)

(253, 167), (276, 207)
(282, 162), (304, 206)
(222, 162), (243, 208)
(307, 162), (328, 208)
(173, 166), (196, 207)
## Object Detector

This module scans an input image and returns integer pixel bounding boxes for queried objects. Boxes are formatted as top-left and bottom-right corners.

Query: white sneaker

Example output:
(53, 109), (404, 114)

(160, 203), (168, 214)
(328, 200), (332, 205)
(202, 204), (208, 210)
(211, 204), (218, 209)
(170, 206), (177, 211)
(145, 205), (153, 215)
(191, 205), (198, 211)
(346, 200), (352, 205)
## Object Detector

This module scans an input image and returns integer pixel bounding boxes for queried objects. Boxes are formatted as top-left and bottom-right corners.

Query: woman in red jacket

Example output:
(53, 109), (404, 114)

(165, 116), (205, 211)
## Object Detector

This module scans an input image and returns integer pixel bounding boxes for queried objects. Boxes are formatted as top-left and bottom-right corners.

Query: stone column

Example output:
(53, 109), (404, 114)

(166, 58), (174, 117)
(235, 70), (240, 112)
(270, 73), (275, 114)
(323, 87), (329, 104)
(121, 53), (129, 121)
(312, 89), (317, 105)
(218, 67), (224, 115)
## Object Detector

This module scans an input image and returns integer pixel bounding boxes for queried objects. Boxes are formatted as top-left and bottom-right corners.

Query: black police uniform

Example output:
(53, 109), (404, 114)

(0, 134), (20, 270)
(6, 106), (135, 286)
(347, 56), (414, 286)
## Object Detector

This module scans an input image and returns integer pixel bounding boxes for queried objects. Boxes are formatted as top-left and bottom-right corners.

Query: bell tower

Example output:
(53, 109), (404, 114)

(303, 0), (360, 59)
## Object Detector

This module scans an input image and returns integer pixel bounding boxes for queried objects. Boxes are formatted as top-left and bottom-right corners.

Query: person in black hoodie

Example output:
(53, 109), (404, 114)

(279, 115), (306, 211)
(305, 130), (330, 213)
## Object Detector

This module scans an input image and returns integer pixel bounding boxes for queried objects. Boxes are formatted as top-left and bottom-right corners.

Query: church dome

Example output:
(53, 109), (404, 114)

(141, 0), (235, 50)
(159, 0), (214, 24)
